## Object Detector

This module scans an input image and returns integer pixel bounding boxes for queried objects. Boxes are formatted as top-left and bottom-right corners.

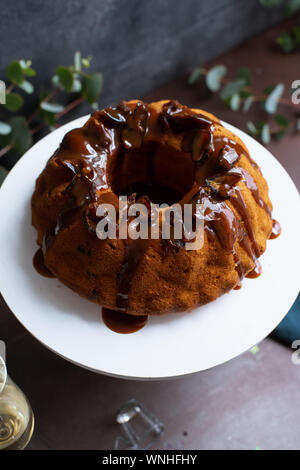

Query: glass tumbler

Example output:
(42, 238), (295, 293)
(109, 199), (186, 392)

(0, 356), (34, 450)
(115, 398), (164, 450)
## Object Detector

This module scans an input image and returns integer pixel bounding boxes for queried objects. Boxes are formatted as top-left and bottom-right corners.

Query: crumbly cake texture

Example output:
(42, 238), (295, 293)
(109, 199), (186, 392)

(31, 100), (273, 315)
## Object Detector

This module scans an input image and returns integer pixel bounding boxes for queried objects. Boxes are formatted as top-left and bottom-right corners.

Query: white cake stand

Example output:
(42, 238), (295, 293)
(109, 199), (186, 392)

(0, 115), (299, 380)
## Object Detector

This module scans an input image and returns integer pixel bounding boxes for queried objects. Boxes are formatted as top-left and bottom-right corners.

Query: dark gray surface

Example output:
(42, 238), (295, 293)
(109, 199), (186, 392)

(1, 292), (300, 450)
(1, 0), (285, 107)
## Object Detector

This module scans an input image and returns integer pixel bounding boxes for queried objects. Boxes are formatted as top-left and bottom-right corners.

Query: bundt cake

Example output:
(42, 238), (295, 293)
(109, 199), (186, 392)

(31, 99), (279, 317)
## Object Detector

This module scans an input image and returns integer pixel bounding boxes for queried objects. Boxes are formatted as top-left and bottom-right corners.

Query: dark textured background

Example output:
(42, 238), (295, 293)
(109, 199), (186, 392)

(1, 0), (286, 107)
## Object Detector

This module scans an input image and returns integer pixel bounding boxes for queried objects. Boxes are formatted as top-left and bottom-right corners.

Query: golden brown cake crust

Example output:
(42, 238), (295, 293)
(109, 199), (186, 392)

(31, 100), (274, 315)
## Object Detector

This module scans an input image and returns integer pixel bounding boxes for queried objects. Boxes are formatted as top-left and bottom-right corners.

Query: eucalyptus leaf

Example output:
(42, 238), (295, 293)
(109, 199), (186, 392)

(274, 114), (289, 128)
(286, 0), (300, 14)
(0, 122), (12, 135)
(40, 102), (64, 113)
(19, 60), (36, 76)
(9, 116), (32, 155)
(23, 67), (36, 77)
(259, 0), (282, 6)
(237, 67), (251, 86)
(247, 121), (258, 135)
(261, 123), (271, 144)
(274, 130), (286, 140)
(56, 66), (73, 92)
(71, 78), (82, 93)
(243, 95), (254, 112)
(18, 60), (27, 69)
(293, 25), (300, 44)
(0, 165), (8, 187)
(18, 80), (34, 94)
(240, 90), (252, 99)
(264, 85), (276, 95)
(230, 93), (240, 111)
(82, 56), (92, 68)
(256, 121), (267, 132)
(39, 108), (56, 127)
(220, 79), (246, 100)
(6, 61), (24, 85)
(82, 73), (103, 104)
(205, 65), (227, 92)
(187, 66), (203, 86)
(277, 32), (294, 53)
(4, 93), (23, 111)
(51, 75), (63, 89)
(264, 83), (284, 113)
(19, 59), (32, 67)
(74, 51), (81, 72)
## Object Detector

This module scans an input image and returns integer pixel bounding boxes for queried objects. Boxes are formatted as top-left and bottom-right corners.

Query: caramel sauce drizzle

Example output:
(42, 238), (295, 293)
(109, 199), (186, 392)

(33, 248), (55, 278)
(34, 100), (280, 327)
(102, 308), (148, 334)
(116, 238), (148, 312)
(245, 259), (262, 279)
(270, 219), (281, 239)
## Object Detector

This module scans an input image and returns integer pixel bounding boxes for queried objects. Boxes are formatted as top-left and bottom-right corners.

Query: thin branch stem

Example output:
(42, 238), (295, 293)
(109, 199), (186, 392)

(27, 88), (60, 124)
(0, 145), (12, 158)
(55, 96), (84, 119)
(30, 123), (44, 135)
(251, 94), (296, 108)
(6, 84), (14, 93)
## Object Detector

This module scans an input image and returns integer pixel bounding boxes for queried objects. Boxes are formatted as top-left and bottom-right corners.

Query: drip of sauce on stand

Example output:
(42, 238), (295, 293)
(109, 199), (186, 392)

(102, 308), (148, 334)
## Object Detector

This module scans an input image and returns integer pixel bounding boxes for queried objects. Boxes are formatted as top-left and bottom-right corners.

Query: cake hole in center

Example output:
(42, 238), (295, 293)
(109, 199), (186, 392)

(110, 142), (194, 206)
(124, 182), (182, 206)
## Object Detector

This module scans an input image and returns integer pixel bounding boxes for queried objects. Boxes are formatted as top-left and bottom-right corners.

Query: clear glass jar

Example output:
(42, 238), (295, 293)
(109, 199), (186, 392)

(0, 356), (34, 450)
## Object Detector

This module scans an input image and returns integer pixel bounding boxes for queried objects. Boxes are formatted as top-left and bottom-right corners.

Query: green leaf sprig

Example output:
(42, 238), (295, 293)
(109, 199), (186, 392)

(187, 63), (297, 145)
(0, 52), (103, 160)
(259, 0), (300, 15)
(276, 25), (300, 52)
(259, 0), (300, 52)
